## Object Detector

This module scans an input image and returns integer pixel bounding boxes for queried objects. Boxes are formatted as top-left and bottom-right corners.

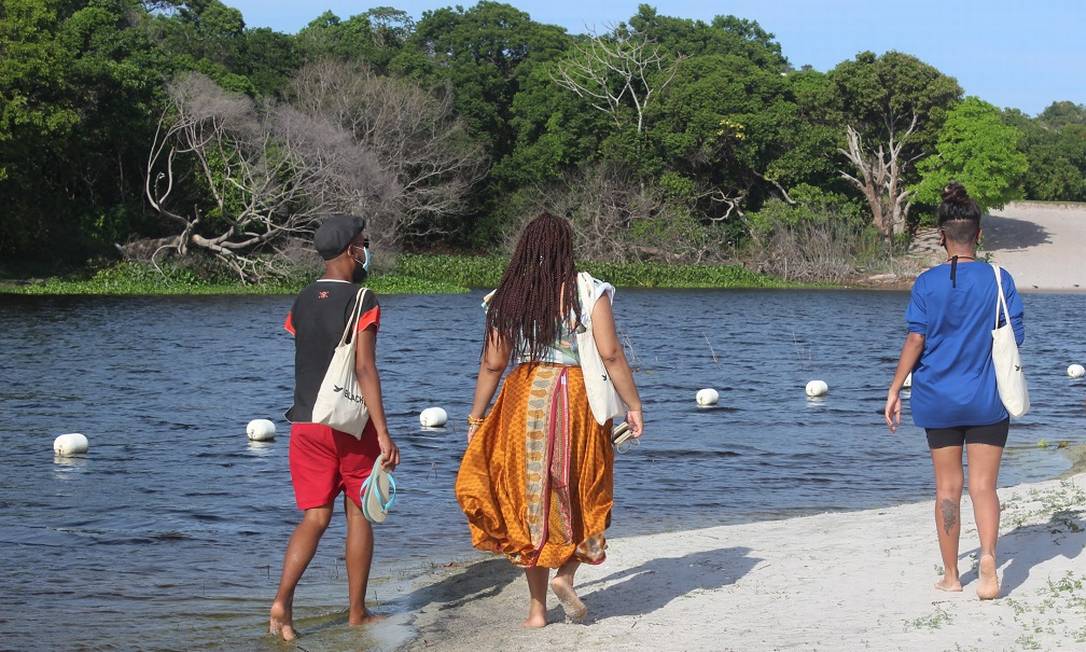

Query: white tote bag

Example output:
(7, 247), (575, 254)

(312, 288), (371, 437)
(575, 272), (627, 425)
(991, 264), (1029, 417)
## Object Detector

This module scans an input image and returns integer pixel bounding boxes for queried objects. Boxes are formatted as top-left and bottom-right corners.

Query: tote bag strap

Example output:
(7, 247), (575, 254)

(576, 272), (594, 325)
(338, 288), (369, 347)
(991, 263), (1010, 330)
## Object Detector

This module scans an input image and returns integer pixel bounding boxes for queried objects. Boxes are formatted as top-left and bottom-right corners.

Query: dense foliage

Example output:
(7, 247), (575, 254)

(1, 0), (1082, 272)
(0, 254), (792, 294)
(914, 97), (1030, 213)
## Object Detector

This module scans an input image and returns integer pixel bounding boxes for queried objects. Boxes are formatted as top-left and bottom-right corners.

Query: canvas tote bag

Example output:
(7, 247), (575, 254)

(575, 272), (627, 425)
(991, 264), (1029, 417)
(312, 288), (371, 437)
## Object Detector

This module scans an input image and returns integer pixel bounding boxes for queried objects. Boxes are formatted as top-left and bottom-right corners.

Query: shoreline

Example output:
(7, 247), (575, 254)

(391, 457), (1086, 651)
(0, 256), (799, 297)
(5, 201), (1084, 297)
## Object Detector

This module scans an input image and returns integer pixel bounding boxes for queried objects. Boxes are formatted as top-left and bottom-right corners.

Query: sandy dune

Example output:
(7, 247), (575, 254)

(402, 471), (1086, 651)
(985, 202), (1086, 291)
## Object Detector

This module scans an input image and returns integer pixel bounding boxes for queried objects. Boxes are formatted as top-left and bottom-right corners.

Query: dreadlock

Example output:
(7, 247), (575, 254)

(485, 212), (580, 363)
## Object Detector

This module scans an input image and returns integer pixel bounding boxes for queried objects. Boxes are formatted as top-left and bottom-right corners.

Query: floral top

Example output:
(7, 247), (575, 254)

(513, 320), (580, 365)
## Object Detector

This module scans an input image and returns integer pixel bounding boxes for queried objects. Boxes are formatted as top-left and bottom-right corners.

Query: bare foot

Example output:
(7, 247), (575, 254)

(522, 614), (548, 628)
(934, 577), (962, 592)
(976, 554), (1000, 600)
(348, 610), (386, 626)
(550, 574), (587, 623)
(269, 601), (297, 641)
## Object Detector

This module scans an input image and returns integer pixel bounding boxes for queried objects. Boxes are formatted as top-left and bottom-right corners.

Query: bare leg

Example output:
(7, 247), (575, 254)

(967, 442), (1004, 600)
(930, 446), (964, 592)
(344, 495), (382, 625)
(270, 504), (334, 640)
(523, 566), (550, 628)
(551, 558), (586, 622)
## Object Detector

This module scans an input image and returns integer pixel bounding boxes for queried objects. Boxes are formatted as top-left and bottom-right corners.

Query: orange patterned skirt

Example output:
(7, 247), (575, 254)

(455, 364), (613, 568)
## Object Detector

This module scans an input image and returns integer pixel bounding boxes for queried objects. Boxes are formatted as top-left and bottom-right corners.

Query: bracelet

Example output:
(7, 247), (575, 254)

(467, 415), (485, 427)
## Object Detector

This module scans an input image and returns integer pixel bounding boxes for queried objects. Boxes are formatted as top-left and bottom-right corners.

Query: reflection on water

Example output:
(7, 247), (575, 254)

(2, 289), (1085, 649)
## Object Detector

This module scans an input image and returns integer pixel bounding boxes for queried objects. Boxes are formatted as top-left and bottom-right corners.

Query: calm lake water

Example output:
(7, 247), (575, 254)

(2, 289), (1085, 650)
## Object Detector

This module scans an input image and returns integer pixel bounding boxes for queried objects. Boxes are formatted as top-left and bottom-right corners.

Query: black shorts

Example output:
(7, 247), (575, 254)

(925, 419), (1010, 449)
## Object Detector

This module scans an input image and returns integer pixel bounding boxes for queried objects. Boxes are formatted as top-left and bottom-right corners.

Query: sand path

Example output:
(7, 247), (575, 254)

(402, 472), (1086, 651)
(985, 202), (1086, 291)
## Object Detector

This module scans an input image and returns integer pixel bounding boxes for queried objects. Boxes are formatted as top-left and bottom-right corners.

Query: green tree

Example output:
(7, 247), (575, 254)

(542, 7), (817, 227)
(295, 7), (412, 72)
(391, 2), (572, 241)
(1004, 105), (1086, 201)
(914, 97), (1029, 212)
(1038, 101), (1086, 130)
(240, 27), (300, 96)
(149, 0), (251, 91)
(829, 51), (962, 169)
(398, 2), (570, 158)
(627, 4), (787, 69)
(0, 0), (164, 261)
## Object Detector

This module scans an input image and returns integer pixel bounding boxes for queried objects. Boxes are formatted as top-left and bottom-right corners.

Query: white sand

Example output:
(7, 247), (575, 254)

(401, 472), (1086, 651)
(985, 202), (1086, 291)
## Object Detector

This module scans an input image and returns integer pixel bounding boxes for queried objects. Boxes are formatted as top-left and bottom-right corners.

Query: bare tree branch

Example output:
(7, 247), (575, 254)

(551, 28), (682, 134)
(838, 113), (919, 239)
(143, 66), (484, 280)
(752, 170), (797, 205)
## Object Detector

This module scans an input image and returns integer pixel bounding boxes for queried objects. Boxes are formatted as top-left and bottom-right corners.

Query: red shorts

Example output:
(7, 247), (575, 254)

(288, 422), (380, 510)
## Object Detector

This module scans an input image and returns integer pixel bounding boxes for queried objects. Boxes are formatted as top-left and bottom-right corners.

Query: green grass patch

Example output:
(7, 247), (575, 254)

(1, 255), (801, 297)
(903, 604), (953, 630)
(395, 254), (798, 289)
(0, 261), (467, 296)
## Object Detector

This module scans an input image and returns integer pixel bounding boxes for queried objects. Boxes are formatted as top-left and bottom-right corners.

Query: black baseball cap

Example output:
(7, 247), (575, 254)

(314, 214), (366, 260)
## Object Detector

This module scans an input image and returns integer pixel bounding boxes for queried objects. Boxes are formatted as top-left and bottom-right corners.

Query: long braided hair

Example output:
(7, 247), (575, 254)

(485, 212), (580, 362)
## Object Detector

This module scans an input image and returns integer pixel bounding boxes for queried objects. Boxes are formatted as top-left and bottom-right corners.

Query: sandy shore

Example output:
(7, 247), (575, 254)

(985, 202), (1086, 291)
(399, 471), (1086, 651)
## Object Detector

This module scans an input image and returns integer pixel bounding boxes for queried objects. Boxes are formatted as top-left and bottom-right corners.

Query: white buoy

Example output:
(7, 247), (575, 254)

(419, 407), (448, 428)
(695, 388), (720, 406)
(53, 433), (89, 456)
(1068, 364), (1086, 379)
(246, 419), (277, 441)
(805, 380), (829, 397)
(903, 372), (913, 389)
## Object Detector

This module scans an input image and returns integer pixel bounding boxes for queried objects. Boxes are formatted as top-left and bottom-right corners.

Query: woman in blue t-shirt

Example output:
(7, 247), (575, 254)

(885, 183), (1024, 601)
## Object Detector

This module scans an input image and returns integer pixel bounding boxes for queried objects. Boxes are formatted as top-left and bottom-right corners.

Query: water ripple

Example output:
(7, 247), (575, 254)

(1, 290), (1083, 649)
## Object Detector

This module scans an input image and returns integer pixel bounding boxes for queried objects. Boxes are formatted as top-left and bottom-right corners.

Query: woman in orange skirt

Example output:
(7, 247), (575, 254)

(455, 212), (644, 627)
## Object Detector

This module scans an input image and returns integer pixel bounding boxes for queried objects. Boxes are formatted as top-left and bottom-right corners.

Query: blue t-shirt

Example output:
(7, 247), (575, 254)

(906, 261), (1025, 429)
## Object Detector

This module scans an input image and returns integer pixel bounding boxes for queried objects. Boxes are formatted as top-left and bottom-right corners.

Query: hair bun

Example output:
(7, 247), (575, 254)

(942, 182), (970, 205)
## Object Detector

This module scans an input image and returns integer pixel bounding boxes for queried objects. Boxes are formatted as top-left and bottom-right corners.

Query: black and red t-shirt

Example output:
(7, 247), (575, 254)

(284, 279), (380, 423)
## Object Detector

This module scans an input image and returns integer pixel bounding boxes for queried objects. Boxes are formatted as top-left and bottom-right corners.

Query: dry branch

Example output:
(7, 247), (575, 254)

(144, 65), (483, 280)
(838, 114), (919, 239)
(551, 28), (681, 134)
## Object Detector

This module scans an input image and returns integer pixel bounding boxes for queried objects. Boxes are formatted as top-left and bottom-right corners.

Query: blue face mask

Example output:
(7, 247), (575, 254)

(350, 245), (371, 273)
(349, 243), (371, 283)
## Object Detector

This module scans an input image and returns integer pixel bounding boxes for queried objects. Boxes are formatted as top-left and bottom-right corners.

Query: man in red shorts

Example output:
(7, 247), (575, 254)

(269, 214), (400, 641)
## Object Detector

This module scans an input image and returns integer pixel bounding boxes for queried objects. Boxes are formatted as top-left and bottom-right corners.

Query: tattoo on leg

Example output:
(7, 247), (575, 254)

(940, 498), (959, 535)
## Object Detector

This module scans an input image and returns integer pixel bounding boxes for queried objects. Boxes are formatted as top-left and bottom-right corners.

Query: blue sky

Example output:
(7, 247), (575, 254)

(228, 0), (1084, 115)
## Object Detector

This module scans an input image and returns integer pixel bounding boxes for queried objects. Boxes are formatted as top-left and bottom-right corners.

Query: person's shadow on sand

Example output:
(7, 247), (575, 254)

(960, 510), (1086, 596)
(403, 557), (520, 612)
(576, 547), (761, 621)
(982, 214), (1051, 251)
